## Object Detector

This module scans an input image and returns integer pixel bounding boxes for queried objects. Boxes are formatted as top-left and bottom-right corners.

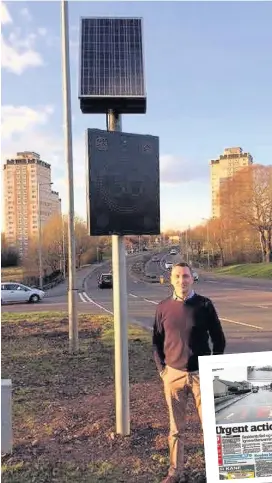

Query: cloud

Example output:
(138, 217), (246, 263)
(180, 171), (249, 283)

(1, 2), (12, 25)
(1, 104), (87, 217)
(160, 154), (208, 185)
(1, 28), (44, 74)
(1, 105), (54, 140)
(20, 7), (32, 21)
(37, 27), (47, 37)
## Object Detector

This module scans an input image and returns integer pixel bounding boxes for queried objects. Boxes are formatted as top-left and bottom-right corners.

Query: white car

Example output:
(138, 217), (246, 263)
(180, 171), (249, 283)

(1, 282), (45, 304)
(165, 261), (173, 270)
(192, 271), (199, 282)
(170, 249), (177, 255)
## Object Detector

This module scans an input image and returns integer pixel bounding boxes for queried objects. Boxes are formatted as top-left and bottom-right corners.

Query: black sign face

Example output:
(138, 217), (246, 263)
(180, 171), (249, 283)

(86, 129), (160, 236)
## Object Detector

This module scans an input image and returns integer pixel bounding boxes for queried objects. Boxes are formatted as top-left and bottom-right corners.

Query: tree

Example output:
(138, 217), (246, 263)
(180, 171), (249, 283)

(42, 214), (64, 273)
(220, 165), (272, 263)
(1, 246), (20, 267)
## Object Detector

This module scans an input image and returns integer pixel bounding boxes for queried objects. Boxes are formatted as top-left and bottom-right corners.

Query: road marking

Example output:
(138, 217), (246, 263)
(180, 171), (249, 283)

(83, 292), (113, 315)
(129, 293), (138, 298)
(221, 317), (263, 330)
(144, 298), (159, 305)
(206, 280), (218, 284)
(79, 292), (88, 303)
(226, 413), (234, 419)
(240, 303), (269, 309)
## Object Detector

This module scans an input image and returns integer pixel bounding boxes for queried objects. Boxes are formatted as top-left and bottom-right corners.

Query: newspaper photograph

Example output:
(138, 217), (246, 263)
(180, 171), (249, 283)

(247, 366), (272, 382)
(199, 351), (272, 483)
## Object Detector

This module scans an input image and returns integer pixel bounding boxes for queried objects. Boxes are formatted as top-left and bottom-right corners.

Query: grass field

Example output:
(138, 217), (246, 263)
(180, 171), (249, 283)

(1, 312), (205, 483)
(214, 263), (272, 279)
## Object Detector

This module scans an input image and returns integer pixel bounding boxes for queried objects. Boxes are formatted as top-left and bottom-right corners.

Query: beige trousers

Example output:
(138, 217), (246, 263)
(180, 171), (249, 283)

(162, 366), (202, 478)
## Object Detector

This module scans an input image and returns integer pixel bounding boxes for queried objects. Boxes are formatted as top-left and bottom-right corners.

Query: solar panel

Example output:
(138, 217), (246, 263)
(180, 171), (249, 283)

(79, 18), (146, 114)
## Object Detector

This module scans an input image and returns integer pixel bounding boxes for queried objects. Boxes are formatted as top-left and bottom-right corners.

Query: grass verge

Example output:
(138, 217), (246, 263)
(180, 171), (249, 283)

(213, 263), (272, 279)
(1, 312), (204, 483)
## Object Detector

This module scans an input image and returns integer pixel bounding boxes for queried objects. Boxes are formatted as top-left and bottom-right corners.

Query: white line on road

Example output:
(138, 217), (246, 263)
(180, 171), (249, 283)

(129, 293), (138, 298)
(83, 292), (113, 315)
(226, 413), (235, 419)
(221, 317), (263, 330)
(79, 292), (88, 303)
(144, 298), (159, 305)
(257, 305), (269, 309)
(206, 280), (218, 284)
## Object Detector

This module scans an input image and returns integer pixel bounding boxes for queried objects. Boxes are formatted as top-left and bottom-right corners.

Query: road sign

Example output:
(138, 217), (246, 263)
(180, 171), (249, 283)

(86, 128), (160, 236)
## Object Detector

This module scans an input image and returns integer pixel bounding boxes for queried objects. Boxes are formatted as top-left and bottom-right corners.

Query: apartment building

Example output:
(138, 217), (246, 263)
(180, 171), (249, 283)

(3, 151), (61, 257)
(210, 147), (253, 218)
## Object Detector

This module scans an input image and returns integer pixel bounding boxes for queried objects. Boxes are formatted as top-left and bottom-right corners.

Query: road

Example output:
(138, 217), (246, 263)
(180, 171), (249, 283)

(248, 369), (272, 381)
(216, 391), (272, 424)
(2, 250), (272, 353)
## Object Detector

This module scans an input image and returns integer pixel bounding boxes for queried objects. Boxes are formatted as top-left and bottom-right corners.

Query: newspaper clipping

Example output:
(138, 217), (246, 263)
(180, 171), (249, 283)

(199, 352), (272, 482)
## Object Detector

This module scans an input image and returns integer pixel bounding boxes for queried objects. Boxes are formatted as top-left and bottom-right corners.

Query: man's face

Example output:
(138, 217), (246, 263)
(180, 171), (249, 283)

(170, 265), (194, 296)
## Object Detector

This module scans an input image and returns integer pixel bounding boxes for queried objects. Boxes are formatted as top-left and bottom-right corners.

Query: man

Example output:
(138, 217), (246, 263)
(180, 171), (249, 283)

(153, 262), (226, 483)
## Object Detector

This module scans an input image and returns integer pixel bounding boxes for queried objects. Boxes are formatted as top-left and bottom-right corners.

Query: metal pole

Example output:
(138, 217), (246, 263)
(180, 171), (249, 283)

(107, 109), (130, 436)
(207, 223), (210, 269)
(37, 183), (43, 289)
(62, 215), (66, 280)
(185, 228), (189, 263)
(61, 0), (78, 353)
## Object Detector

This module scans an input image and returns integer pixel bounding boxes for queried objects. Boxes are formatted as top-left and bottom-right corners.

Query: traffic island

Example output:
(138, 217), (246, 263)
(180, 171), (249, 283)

(1, 312), (205, 483)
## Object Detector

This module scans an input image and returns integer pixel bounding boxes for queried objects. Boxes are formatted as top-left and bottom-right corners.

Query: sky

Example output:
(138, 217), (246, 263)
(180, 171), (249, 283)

(1, 1), (272, 231)
(213, 366), (248, 383)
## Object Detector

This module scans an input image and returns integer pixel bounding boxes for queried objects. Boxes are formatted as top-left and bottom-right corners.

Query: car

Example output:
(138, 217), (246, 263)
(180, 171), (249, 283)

(98, 273), (113, 289)
(170, 249), (177, 255)
(152, 255), (159, 262)
(165, 261), (173, 270)
(252, 387), (258, 393)
(1, 282), (45, 304)
(192, 271), (199, 282)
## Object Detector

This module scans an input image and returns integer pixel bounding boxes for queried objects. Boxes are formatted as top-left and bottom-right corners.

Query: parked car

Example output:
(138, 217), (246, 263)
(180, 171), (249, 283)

(192, 271), (199, 282)
(170, 249), (177, 255)
(165, 261), (173, 270)
(252, 387), (258, 393)
(1, 282), (45, 304)
(98, 273), (113, 289)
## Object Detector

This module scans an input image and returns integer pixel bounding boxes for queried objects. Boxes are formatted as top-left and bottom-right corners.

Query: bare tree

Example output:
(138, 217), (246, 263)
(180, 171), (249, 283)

(220, 164), (272, 263)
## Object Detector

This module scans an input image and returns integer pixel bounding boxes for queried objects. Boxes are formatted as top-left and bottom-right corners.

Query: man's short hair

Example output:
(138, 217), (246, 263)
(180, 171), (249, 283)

(172, 262), (193, 275)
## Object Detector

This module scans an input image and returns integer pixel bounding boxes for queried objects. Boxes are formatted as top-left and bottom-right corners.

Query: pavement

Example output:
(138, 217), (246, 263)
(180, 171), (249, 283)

(2, 250), (272, 354)
(216, 390), (272, 424)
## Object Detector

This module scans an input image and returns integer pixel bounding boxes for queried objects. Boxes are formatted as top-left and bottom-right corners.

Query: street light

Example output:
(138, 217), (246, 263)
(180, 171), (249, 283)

(61, 0), (78, 353)
(202, 217), (210, 269)
(37, 181), (53, 289)
(62, 214), (66, 280)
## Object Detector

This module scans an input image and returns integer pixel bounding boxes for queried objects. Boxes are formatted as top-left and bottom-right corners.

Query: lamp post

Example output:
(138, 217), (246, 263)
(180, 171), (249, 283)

(61, 0), (78, 353)
(202, 217), (210, 269)
(37, 181), (53, 289)
(62, 215), (66, 280)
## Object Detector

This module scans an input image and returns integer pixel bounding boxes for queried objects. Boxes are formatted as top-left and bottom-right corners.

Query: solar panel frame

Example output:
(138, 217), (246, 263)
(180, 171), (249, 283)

(78, 17), (146, 112)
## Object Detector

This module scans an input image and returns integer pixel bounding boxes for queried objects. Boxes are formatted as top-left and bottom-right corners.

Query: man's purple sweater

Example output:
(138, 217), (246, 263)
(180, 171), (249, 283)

(152, 293), (226, 373)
